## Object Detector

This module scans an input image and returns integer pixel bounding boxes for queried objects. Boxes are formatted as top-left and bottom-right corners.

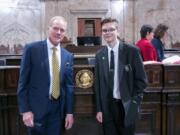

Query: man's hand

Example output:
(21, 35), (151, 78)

(96, 112), (103, 123)
(22, 111), (34, 127)
(65, 114), (74, 130)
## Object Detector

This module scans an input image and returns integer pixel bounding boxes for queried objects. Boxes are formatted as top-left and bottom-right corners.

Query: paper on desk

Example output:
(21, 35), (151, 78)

(162, 55), (180, 64)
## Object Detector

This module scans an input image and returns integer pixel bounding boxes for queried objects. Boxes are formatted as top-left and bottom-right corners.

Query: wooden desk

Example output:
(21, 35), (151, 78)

(137, 64), (163, 135)
(144, 63), (163, 92)
(0, 66), (26, 135)
(162, 64), (180, 135)
(0, 55), (21, 65)
(0, 61), (180, 135)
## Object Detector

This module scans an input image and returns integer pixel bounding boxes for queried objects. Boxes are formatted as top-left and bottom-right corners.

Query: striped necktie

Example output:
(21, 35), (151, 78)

(51, 47), (60, 99)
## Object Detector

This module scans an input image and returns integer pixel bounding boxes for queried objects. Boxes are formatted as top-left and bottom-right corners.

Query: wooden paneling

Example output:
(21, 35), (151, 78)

(78, 19), (85, 37)
(0, 94), (26, 135)
(73, 65), (95, 116)
(0, 45), (9, 54)
(78, 18), (101, 37)
(162, 93), (180, 135)
(137, 92), (162, 135)
(0, 54), (180, 135)
(0, 67), (19, 93)
(94, 19), (101, 37)
(163, 65), (180, 91)
(4, 68), (19, 90)
(144, 64), (163, 91)
(162, 64), (180, 135)
(0, 69), (4, 91)
(65, 45), (104, 54)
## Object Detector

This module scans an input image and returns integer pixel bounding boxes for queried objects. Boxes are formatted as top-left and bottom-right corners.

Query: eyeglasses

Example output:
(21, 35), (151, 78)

(102, 28), (116, 33)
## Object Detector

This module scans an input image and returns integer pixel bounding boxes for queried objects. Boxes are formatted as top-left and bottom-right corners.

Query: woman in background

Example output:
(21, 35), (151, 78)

(151, 24), (169, 61)
(136, 24), (157, 61)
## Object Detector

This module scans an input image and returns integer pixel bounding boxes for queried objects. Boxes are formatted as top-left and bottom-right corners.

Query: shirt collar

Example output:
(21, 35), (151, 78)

(107, 40), (119, 53)
(47, 38), (60, 51)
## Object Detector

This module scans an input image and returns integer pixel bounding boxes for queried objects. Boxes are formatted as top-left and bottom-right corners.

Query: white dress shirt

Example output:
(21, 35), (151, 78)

(107, 41), (121, 99)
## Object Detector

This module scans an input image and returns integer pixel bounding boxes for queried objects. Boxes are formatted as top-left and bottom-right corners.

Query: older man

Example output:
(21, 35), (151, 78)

(17, 16), (74, 135)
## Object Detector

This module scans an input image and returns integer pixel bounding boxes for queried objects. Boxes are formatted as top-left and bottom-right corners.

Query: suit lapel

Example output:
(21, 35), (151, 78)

(42, 40), (50, 82)
(60, 48), (65, 82)
(118, 42), (125, 86)
(101, 47), (109, 84)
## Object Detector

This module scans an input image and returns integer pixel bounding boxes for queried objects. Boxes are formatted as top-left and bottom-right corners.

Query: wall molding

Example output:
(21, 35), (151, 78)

(70, 9), (108, 15)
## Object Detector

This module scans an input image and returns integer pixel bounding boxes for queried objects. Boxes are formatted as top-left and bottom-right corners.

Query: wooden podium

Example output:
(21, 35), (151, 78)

(63, 46), (104, 135)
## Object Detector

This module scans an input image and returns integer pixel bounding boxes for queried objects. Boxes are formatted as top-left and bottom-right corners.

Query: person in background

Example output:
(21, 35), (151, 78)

(17, 16), (74, 135)
(95, 17), (147, 135)
(136, 24), (157, 61)
(151, 24), (169, 61)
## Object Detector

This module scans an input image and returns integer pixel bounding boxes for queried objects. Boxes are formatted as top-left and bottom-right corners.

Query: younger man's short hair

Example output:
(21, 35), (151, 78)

(101, 17), (119, 27)
(140, 24), (153, 38)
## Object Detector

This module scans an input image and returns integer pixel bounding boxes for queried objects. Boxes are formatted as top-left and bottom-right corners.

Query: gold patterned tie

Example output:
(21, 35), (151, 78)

(51, 47), (60, 99)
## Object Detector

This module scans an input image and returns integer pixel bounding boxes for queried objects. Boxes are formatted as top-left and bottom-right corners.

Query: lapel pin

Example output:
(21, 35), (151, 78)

(125, 65), (129, 71)
(66, 62), (70, 67)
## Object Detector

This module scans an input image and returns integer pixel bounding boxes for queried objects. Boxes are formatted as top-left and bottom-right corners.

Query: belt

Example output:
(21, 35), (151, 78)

(112, 98), (121, 102)
(49, 95), (59, 101)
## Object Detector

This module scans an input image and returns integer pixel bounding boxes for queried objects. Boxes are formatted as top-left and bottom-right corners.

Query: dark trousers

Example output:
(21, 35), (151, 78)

(103, 99), (135, 135)
(27, 99), (62, 135)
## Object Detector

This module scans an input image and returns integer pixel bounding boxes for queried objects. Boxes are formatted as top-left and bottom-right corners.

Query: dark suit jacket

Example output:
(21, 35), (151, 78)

(95, 42), (147, 127)
(17, 40), (74, 119)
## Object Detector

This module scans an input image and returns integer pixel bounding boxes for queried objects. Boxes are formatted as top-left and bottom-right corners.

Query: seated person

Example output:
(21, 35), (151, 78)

(136, 24), (157, 61)
(151, 24), (169, 61)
